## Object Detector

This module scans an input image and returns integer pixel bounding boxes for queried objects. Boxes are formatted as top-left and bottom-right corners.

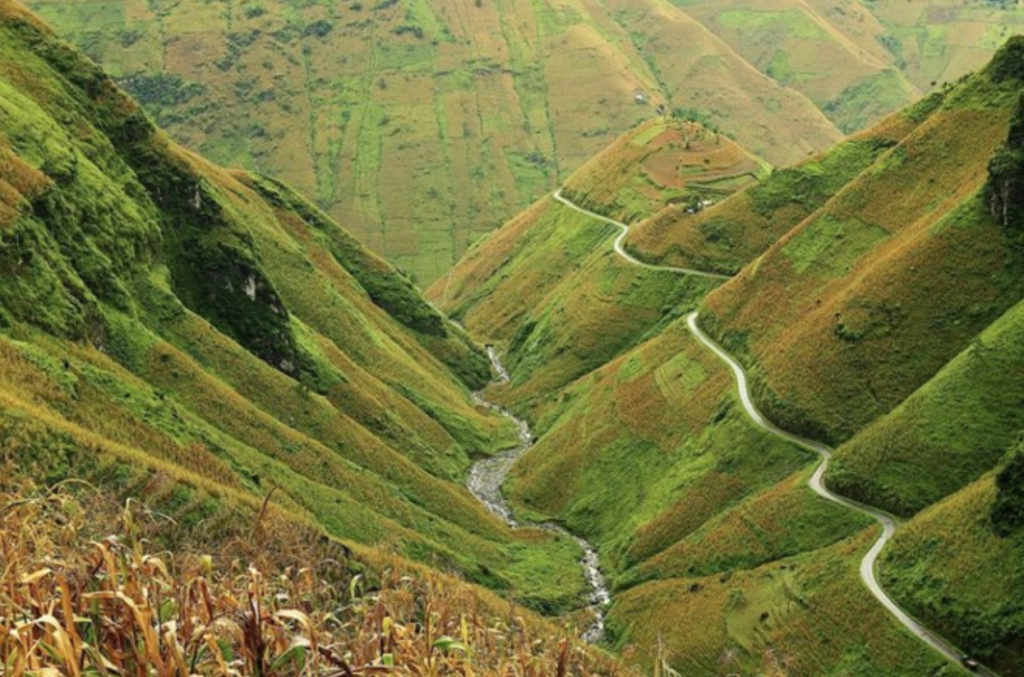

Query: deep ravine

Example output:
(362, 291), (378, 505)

(467, 346), (611, 644)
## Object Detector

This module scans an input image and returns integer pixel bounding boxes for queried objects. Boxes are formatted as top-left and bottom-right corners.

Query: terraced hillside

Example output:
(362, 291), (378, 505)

(0, 0), (600, 619)
(434, 37), (1024, 676)
(33, 0), (1022, 282)
(563, 118), (769, 224)
(623, 96), (941, 274)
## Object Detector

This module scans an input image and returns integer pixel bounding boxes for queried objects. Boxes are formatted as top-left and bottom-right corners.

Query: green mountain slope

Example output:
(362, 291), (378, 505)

(880, 452), (1024, 671)
(427, 118), (757, 408)
(699, 44), (1024, 445)
(829, 299), (1024, 516)
(26, 0), (1024, 283)
(0, 0), (593, 615)
(433, 36), (1024, 676)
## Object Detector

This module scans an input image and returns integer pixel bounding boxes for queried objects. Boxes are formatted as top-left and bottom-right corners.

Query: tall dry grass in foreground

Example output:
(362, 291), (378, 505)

(0, 477), (631, 677)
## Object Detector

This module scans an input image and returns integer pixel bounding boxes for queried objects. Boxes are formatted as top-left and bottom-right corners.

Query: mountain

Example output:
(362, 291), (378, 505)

(0, 0), (604, 625)
(427, 117), (758, 408)
(25, 0), (1023, 283)
(4, 0), (1023, 672)
(435, 36), (1024, 676)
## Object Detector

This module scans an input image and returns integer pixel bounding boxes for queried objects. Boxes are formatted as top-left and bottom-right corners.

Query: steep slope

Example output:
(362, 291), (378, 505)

(427, 118), (756, 407)
(864, 0), (1024, 89)
(880, 450), (1024, 673)
(682, 37), (1024, 676)
(623, 93), (944, 274)
(25, 0), (842, 283)
(0, 0), (593, 614)
(700, 43), (1024, 445)
(675, 0), (920, 133)
(432, 37), (1024, 676)
(829, 300), (1024, 516)
(562, 117), (768, 224)
(27, 0), (1024, 283)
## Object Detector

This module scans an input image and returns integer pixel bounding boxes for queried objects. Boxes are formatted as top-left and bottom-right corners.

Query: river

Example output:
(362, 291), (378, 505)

(467, 346), (610, 643)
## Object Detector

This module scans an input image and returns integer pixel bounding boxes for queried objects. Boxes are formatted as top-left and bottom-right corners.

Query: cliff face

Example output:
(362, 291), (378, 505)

(988, 38), (1024, 236)
(989, 92), (1024, 234)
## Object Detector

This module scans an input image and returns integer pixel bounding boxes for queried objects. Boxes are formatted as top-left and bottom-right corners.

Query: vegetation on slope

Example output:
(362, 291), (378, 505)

(608, 532), (950, 677)
(21, 0), (848, 282)
(624, 94), (944, 274)
(28, 0), (1023, 282)
(701, 40), (1024, 445)
(880, 454), (1024, 674)
(431, 35), (1024, 676)
(562, 118), (767, 224)
(0, 470), (634, 675)
(428, 119), (755, 409)
(0, 0), (593, 615)
(505, 319), (867, 573)
(828, 300), (1024, 516)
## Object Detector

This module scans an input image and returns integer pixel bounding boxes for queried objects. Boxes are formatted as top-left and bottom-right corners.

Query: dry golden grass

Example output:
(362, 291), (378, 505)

(0, 138), (49, 228)
(0, 475), (636, 677)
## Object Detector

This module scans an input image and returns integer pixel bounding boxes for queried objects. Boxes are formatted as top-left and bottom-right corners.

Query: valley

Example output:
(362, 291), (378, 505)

(434, 39), (1024, 675)
(468, 345), (612, 644)
(25, 0), (1024, 283)
(1, 0), (1022, 675)
(477, 181), (1001, 674)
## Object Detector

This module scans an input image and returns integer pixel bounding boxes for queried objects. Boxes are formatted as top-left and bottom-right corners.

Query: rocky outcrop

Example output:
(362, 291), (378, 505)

(988, 91), (1024, 235)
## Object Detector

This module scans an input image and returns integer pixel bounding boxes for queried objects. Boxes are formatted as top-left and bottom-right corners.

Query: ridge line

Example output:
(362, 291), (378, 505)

(553, 183), (995, 674)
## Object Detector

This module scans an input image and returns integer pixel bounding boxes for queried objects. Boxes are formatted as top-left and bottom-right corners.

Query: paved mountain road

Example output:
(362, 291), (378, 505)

(552, 189), (731, 280)
(549, 189), (995, 676)
(685, 314), (993, 676)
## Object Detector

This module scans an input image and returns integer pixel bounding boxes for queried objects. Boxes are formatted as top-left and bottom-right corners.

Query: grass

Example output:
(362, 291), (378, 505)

(5, 1), (1024, 673)
(881, 462), (1024, 675)
(701, 50), (1024, 445)
(829, 300), (1024, 516)
(0, 471), (637, 676)
(427, 118), (756, 410)
(633, 469), (869, 583)
(607, 531), (956, 677)
(503, 319), (831, 576)
(562, 118), (764, 224)
(27, 0), (1024, 283)
(0, 2), (595, 619)
(428, 35), (1024, 676)
(625, 105), (933, 275)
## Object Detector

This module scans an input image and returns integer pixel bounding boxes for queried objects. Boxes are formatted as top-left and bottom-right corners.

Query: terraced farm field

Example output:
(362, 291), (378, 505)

(27, 0), (1024, 282)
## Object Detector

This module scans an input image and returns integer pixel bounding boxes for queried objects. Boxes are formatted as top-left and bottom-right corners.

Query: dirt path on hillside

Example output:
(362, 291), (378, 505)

(467, 347), (610, 643)
(550, 189), (995, 675)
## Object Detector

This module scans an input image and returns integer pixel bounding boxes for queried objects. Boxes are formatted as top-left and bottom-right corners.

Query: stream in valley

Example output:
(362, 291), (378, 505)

(467, 346), (610, 643)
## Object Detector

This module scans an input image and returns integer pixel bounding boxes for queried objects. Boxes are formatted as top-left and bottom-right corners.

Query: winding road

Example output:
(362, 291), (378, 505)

(552, 189), (731, 280)
(547, 190), (995, 675)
